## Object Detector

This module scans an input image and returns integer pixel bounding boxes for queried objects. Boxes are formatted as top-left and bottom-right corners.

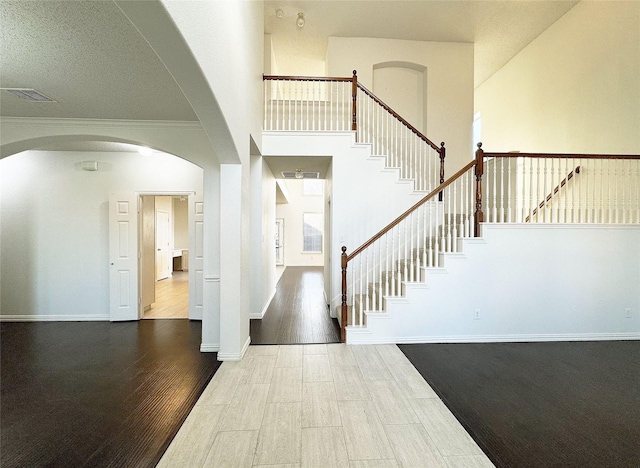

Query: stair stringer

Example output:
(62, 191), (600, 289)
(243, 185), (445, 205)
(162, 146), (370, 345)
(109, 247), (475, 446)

(347, 224), (640, 344)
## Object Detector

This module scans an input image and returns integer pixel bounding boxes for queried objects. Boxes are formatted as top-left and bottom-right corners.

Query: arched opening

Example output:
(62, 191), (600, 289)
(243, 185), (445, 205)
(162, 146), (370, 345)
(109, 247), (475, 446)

(373, 61), (428, 132)
(0, 137), (204, 324)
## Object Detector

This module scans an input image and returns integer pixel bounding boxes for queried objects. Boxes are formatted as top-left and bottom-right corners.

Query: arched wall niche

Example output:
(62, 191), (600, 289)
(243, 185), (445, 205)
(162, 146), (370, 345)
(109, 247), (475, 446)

(372, 61), (428, 133)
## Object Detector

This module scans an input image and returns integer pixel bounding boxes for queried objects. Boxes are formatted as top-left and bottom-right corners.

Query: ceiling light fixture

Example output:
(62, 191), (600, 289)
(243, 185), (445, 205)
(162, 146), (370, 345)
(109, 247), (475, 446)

(296, 12), (305, 28)
(138, 146), (153, 156)
(295, 168), (304, 179)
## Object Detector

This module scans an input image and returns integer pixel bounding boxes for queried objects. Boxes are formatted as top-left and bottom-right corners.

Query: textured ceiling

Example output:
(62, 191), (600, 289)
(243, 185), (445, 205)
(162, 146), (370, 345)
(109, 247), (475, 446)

(0, 0), (579, 125)
(265, 0), (579, 87)
(0, 0), (197, 121)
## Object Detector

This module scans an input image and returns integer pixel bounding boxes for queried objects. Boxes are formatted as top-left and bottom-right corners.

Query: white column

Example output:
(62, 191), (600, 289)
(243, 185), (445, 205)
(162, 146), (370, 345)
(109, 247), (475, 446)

(201, 163), (221, 352)
(218, 163), (250, 360)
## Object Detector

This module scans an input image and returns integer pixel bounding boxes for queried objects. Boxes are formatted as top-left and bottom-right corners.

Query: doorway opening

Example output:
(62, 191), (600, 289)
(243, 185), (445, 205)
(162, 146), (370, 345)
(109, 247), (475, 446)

(140, 195), (190, 319)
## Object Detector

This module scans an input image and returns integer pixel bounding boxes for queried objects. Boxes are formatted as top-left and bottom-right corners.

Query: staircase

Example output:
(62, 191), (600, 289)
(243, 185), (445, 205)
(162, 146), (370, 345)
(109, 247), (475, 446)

(263, 73), (640, 345)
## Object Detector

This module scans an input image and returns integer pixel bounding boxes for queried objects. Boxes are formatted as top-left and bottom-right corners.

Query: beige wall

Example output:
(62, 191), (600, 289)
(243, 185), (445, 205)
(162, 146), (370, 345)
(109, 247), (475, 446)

(327, 37), (474, 172)
(475, 1), (640, 154)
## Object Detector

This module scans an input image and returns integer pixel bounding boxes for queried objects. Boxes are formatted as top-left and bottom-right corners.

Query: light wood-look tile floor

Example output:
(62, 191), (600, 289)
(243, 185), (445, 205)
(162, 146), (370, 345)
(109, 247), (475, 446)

(158, 344), (494, 467)
(143, 271), (189, 319)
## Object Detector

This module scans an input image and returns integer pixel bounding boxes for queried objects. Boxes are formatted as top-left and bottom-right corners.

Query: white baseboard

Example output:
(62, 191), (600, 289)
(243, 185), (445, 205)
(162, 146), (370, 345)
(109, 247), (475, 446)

(249, 288), (276, 319)
(217, 335), (251, 361)
(200, 342), (220, 353)
(347, 331), (640, 345)
(0, 314), (110, 322)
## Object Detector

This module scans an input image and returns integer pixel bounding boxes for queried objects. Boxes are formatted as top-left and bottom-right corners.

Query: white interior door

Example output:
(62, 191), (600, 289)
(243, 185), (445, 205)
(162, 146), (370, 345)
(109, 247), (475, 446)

(109, 193), (139, 321)
(189, 193), (204, 320)
(156, 210), (171, 280)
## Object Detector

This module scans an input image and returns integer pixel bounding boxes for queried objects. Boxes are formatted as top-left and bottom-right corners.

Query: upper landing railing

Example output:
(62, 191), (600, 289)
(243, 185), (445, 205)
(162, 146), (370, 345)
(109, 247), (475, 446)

(475, 144), (640, 227)
(263, 71), (445, 193)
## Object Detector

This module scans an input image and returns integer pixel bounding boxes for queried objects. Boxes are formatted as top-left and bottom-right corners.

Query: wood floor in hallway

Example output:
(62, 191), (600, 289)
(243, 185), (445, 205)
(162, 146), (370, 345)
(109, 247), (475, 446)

(250, 266), (341, 345)
(143, 270), (189, 319)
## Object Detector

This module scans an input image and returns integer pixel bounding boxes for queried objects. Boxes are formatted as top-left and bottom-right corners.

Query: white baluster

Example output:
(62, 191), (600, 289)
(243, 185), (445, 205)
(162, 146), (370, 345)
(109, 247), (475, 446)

(349, 262), (354, 327)
(391, 225), (396, 296)
(498, 158), (504, 223)
(468, 170), (475, 237)
(489, 158), (495, 222)
(506, 158), (511, 223)
(422, 204), (428, 269)
(385, 233), (389, 299)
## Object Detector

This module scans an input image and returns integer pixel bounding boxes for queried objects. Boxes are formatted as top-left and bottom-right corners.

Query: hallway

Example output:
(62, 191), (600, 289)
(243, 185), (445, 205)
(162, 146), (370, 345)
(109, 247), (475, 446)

(143, 271), (189, 319)
(250, 266), (340, 345)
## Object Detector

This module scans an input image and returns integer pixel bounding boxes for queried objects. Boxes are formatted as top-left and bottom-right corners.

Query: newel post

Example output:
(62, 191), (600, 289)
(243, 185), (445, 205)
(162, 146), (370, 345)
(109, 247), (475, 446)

(438, 142), (446, 201)
(341, 246), (348, 343)
(474, 142), (484, 237)
(351, 70), (358, 140)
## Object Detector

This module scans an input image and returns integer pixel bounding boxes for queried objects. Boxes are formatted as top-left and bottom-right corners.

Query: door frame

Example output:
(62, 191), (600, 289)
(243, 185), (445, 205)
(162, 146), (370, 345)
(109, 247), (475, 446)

(137, 191), (198, 320)
(109, 190), (199, 320)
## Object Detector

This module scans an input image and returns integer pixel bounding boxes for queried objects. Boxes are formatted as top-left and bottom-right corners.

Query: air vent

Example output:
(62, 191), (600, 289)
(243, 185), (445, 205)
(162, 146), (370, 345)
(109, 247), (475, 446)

(2, 88), (56, 102)
(281, 171), (319, 179)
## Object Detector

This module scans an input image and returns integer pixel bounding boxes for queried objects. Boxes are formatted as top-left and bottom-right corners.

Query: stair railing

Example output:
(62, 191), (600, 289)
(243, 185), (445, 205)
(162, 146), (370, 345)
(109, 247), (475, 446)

(263, 71), (445, 194)
(474, 143), (640, 229)
(340, 160), (478, 342)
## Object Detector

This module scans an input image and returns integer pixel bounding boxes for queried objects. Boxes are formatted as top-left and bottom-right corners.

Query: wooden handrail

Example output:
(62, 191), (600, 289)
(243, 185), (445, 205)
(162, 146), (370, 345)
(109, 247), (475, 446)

(263, 74), (353, 82)
(357, 82), (442, 153)
(483, 151), (640, 160)
(525, 166), (581, 222)
(345, 160), (476, 263)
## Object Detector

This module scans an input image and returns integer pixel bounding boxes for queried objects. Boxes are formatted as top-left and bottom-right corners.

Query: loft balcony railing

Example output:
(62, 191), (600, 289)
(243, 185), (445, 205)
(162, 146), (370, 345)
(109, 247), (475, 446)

(340, 144), (640, 341)
(475, 144), (640, 227)
(263, 72), (445, 193)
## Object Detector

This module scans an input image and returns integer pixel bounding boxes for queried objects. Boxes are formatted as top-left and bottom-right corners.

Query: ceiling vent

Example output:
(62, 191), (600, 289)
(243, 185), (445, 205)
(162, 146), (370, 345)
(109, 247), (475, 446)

(2, 88), (56, 102)
(281, 171), (319, 179)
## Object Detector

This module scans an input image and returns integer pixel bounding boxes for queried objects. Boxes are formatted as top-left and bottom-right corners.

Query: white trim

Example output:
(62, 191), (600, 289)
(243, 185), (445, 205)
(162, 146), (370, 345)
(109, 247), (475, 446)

(482, 223), (640, 231)
(347, 331), (640, 345)
(217, 336), (251, 361)
(0, 315), (110, 322)
(200, 342), (220, 353)
(0, 116), (202, 129)
(250, 287), (276, 319)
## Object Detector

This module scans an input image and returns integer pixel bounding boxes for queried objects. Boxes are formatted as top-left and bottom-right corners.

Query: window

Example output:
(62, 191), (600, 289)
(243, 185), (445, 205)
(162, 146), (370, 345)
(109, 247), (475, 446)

(303, 179), (323, 196)
(303, 213), (323, 252)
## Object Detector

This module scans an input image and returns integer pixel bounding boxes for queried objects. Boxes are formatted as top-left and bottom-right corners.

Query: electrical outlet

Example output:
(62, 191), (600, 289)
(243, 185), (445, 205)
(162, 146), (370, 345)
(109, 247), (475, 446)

(474, 309), (481, 320)
(625, 308), (632, 318)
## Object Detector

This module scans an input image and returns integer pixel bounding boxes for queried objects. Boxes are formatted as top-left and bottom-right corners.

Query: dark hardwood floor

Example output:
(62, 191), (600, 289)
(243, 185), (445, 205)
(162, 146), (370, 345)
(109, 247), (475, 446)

(400, 340), (640, 468)
(250, 266), (341, 344)
(1, 320), (221, 468)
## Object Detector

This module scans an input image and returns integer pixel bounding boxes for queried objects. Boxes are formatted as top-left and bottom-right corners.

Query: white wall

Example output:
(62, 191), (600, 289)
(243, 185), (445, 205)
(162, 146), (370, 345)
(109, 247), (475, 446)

(351, 224), (640, 343)
(173, 197), (188, 249)
(276, 179), (324, 267)
(0, 150), (203, 320)
(475, 1), (640, 154)
(155, 0), (265, 359)
(327, 37), (474, 171)
(248, 155), (278, 319)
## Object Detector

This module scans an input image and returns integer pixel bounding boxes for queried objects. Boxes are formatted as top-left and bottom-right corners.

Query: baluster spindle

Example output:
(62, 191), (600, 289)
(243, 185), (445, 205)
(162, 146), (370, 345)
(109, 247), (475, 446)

(385, 233), (389, 299)
(506, 158), (512, 222)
